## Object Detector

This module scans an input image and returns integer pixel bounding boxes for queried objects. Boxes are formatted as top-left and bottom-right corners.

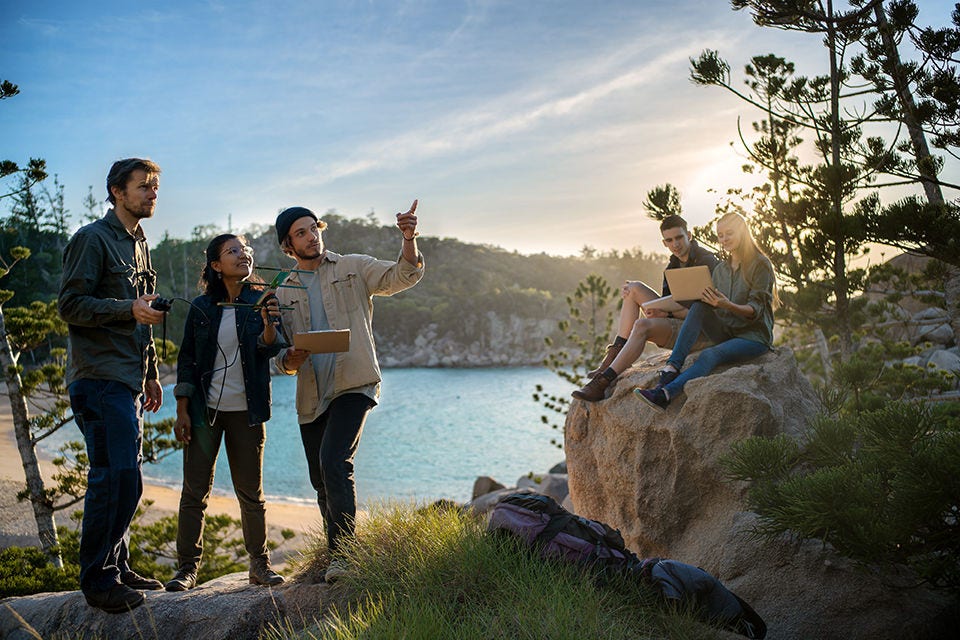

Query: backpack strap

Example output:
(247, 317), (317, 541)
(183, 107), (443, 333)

(533, 513), (576, 547)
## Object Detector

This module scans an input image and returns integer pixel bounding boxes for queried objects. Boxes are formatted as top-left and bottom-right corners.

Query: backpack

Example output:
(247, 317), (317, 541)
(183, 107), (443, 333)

(487, 492), (766, 639)
(486, 491), (637, 573)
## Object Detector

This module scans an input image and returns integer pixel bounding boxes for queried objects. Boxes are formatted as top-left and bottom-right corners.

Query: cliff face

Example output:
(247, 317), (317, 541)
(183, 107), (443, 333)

(564, 348), (955, 640)
(378, 314), (556, 367)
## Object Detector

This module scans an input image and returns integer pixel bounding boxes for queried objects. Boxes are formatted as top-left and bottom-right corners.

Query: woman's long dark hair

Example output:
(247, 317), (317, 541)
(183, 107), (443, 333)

(200, 234), (244, 302)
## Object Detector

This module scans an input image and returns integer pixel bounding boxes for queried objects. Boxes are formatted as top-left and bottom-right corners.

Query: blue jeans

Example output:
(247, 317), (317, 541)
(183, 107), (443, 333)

(68, 379), (144, 593)
(664, 302), (768, 398)
(299, 393), (375, 554)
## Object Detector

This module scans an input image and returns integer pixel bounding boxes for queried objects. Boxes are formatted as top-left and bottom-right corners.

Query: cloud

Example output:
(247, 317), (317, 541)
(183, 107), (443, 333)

(284, 36), (713, 189)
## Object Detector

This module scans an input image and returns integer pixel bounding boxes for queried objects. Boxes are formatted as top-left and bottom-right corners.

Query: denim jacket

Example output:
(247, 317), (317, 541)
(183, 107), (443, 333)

(174, 287), (286, 427)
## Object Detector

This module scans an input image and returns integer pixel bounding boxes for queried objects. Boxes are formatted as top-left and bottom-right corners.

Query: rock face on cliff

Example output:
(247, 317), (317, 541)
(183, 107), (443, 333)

(378, 314), (556, 367)
(565, 347), (956, 640)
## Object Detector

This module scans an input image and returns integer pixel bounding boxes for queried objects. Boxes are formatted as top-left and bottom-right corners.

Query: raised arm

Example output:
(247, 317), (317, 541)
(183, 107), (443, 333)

(396, 199), (420, 267)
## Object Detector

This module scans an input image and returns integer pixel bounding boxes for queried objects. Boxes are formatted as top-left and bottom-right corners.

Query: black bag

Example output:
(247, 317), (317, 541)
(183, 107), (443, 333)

(487, 492), (766, 639)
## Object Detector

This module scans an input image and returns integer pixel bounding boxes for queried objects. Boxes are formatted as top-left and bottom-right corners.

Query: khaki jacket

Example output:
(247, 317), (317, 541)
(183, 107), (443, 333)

(275, 250), (424, 424)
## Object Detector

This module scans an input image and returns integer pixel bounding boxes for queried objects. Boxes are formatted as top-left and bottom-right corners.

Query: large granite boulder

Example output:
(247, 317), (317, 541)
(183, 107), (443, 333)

(564, 346), (956, 639)
(0, 572), (329, 640)
(566, 347), (816, 561)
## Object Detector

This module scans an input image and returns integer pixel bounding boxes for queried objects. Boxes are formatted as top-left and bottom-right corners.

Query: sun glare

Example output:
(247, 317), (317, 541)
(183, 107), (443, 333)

(681, 146), (767, 226)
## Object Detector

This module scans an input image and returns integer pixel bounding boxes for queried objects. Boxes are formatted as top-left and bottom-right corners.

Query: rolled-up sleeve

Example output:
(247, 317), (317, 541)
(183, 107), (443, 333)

(745, 260), (774, 319)
(363, 253), (425, 296)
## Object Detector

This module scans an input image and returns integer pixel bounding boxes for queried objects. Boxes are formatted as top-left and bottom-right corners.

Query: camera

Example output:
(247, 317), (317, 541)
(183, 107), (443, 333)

(151, 297), (172, 312)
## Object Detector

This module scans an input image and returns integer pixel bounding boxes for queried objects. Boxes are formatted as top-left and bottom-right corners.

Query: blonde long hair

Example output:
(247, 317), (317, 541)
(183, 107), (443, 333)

(717, 212), (780, 309)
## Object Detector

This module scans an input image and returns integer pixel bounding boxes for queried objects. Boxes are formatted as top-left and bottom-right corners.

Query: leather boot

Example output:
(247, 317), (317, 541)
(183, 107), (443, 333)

(165, 565), (198, 592)
(249, 558), (285, 586)
(587, 343), (623, 378)
(572, 374), (613, 402)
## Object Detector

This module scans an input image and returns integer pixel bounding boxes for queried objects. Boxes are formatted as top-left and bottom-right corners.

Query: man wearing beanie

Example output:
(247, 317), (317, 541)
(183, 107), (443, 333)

(273, 200), (423, 582)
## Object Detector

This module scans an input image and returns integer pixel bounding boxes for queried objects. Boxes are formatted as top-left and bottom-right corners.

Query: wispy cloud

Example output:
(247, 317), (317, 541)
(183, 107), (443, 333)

(285, 39), (705, 188)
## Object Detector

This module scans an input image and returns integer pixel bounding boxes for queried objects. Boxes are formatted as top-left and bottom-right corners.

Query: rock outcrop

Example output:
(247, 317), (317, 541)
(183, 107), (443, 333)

(564, 347), (957, 640)
(378, 314), (556, 367)
(0, 572), (329, 640)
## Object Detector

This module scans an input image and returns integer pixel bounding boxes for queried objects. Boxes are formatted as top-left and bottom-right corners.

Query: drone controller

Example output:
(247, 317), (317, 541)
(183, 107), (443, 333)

(150, 297), (172, 312)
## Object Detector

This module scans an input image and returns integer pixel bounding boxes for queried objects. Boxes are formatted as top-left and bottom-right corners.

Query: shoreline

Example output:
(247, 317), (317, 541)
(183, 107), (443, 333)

(0, 390), (322, 558)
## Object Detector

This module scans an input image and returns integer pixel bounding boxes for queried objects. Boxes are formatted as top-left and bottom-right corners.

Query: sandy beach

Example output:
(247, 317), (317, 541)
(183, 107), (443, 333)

(0, 389), (321, 565)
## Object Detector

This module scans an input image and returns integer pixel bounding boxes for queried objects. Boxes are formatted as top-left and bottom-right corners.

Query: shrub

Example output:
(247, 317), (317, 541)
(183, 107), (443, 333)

(721, 401), (960, 593)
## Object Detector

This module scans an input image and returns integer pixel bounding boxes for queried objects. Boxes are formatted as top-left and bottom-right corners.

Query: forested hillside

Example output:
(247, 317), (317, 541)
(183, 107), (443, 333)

(2, 212), (669, 366)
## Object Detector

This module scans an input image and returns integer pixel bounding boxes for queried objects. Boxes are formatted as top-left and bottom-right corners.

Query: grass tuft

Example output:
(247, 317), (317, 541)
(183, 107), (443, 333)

(269, 501), (720, 640)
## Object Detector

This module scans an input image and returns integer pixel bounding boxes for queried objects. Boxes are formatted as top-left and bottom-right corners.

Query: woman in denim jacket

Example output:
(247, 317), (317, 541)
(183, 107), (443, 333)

(166, 234), (286, 591)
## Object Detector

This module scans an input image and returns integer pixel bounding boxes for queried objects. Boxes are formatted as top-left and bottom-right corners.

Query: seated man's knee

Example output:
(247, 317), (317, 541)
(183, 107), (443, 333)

(624, 282), (654, 303)
(631, 317), (652, 336)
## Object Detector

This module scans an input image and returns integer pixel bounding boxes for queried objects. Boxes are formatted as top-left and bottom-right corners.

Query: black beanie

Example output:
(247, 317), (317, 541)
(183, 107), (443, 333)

(275, 206), (318, 244)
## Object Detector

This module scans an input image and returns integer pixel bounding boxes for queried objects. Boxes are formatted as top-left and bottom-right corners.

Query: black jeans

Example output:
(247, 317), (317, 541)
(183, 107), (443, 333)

(299, 393), (375, 554)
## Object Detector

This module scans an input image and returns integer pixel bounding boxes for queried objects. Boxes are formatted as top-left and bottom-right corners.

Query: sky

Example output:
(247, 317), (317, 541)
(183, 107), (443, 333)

(2, 0), (959, 257)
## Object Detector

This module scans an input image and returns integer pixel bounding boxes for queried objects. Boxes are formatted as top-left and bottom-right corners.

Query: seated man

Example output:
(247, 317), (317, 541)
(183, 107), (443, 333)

(572, 214), (718, 402)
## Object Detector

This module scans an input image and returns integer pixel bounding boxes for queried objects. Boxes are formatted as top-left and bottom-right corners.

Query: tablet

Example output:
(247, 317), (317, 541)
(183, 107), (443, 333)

(293, 329), (351, 354)
(663, 266), (713, 302)
(641, 295), (686, 313)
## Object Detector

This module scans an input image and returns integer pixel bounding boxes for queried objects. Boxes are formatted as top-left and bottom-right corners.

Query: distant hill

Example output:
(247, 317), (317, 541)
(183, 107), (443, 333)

(3, 214), (670, 367)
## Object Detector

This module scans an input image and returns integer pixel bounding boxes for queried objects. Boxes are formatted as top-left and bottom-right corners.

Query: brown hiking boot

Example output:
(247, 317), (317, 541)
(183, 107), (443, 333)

(249, 559), (284, 586)
(572, 374), (613, 402)
(587, 343), (623, 378)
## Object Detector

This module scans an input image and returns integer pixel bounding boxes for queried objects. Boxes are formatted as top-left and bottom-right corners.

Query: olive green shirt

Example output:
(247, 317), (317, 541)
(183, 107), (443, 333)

(711, 254), (775, 347)
(58, 209), (159, 393)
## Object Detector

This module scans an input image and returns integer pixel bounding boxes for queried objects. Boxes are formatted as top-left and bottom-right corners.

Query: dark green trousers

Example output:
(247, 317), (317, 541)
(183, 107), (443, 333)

(176, 409), (268, 568)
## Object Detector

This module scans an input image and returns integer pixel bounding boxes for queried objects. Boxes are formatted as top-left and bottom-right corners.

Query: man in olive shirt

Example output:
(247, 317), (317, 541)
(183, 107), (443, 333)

(58, 158), (167, 613)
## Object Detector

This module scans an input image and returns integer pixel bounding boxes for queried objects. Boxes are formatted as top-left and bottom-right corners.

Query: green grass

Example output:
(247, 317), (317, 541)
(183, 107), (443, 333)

(269, 502), (720, 640)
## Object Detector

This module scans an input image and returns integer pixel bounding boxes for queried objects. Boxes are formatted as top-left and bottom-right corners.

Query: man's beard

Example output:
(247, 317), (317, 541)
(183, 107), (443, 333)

(130, 203), (156, 219)
(294, 246), (322, 261)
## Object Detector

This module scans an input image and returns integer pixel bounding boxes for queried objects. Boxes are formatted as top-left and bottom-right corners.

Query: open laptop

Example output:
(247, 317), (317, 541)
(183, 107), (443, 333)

(663, 265), (713, 302)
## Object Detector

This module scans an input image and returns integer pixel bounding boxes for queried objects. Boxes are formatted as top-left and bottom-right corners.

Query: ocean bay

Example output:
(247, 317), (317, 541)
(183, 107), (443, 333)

(42, 367), (569, 507)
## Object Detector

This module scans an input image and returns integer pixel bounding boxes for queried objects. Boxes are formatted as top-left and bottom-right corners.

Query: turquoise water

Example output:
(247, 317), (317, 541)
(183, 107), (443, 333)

(45, 368), (569, 507)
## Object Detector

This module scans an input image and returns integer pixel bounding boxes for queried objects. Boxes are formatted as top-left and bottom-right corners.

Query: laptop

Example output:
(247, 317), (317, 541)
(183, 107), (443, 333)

(663, 265), (713, 302)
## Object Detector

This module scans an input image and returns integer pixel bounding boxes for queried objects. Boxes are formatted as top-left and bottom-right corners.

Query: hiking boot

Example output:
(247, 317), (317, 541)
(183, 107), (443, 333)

(657, 368), (679, 388)
(325, 557), (350, 583)
(120, 569), (163, 591)
(587, 343), (623, 378)
(249, 559), (284, 586)
(634, 387), (669, 412)
(164, 565), (198, 592)
(84, 583), (145, 613)
(572, 374), (613, 402)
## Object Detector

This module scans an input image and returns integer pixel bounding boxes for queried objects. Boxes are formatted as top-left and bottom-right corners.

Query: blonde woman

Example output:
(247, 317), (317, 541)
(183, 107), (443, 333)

(635, 212), (776, 411)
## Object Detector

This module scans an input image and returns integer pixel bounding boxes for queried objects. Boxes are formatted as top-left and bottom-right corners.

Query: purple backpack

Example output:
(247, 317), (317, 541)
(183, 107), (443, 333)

(486, 491), (636, 572)
(487, 492), (766, 639)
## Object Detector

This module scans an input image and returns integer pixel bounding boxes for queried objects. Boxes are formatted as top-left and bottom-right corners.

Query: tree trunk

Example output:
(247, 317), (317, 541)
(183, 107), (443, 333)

(872, 2), (960, 340)
(873, 2), (944, 206)
(945, 265), (960, 342)
(827, 2), (853, 355)
(0, 306), (62, 567)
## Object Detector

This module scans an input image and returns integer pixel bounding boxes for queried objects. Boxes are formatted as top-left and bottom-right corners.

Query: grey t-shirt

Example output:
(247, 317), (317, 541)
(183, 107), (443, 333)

(303, 272), (338, 415)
